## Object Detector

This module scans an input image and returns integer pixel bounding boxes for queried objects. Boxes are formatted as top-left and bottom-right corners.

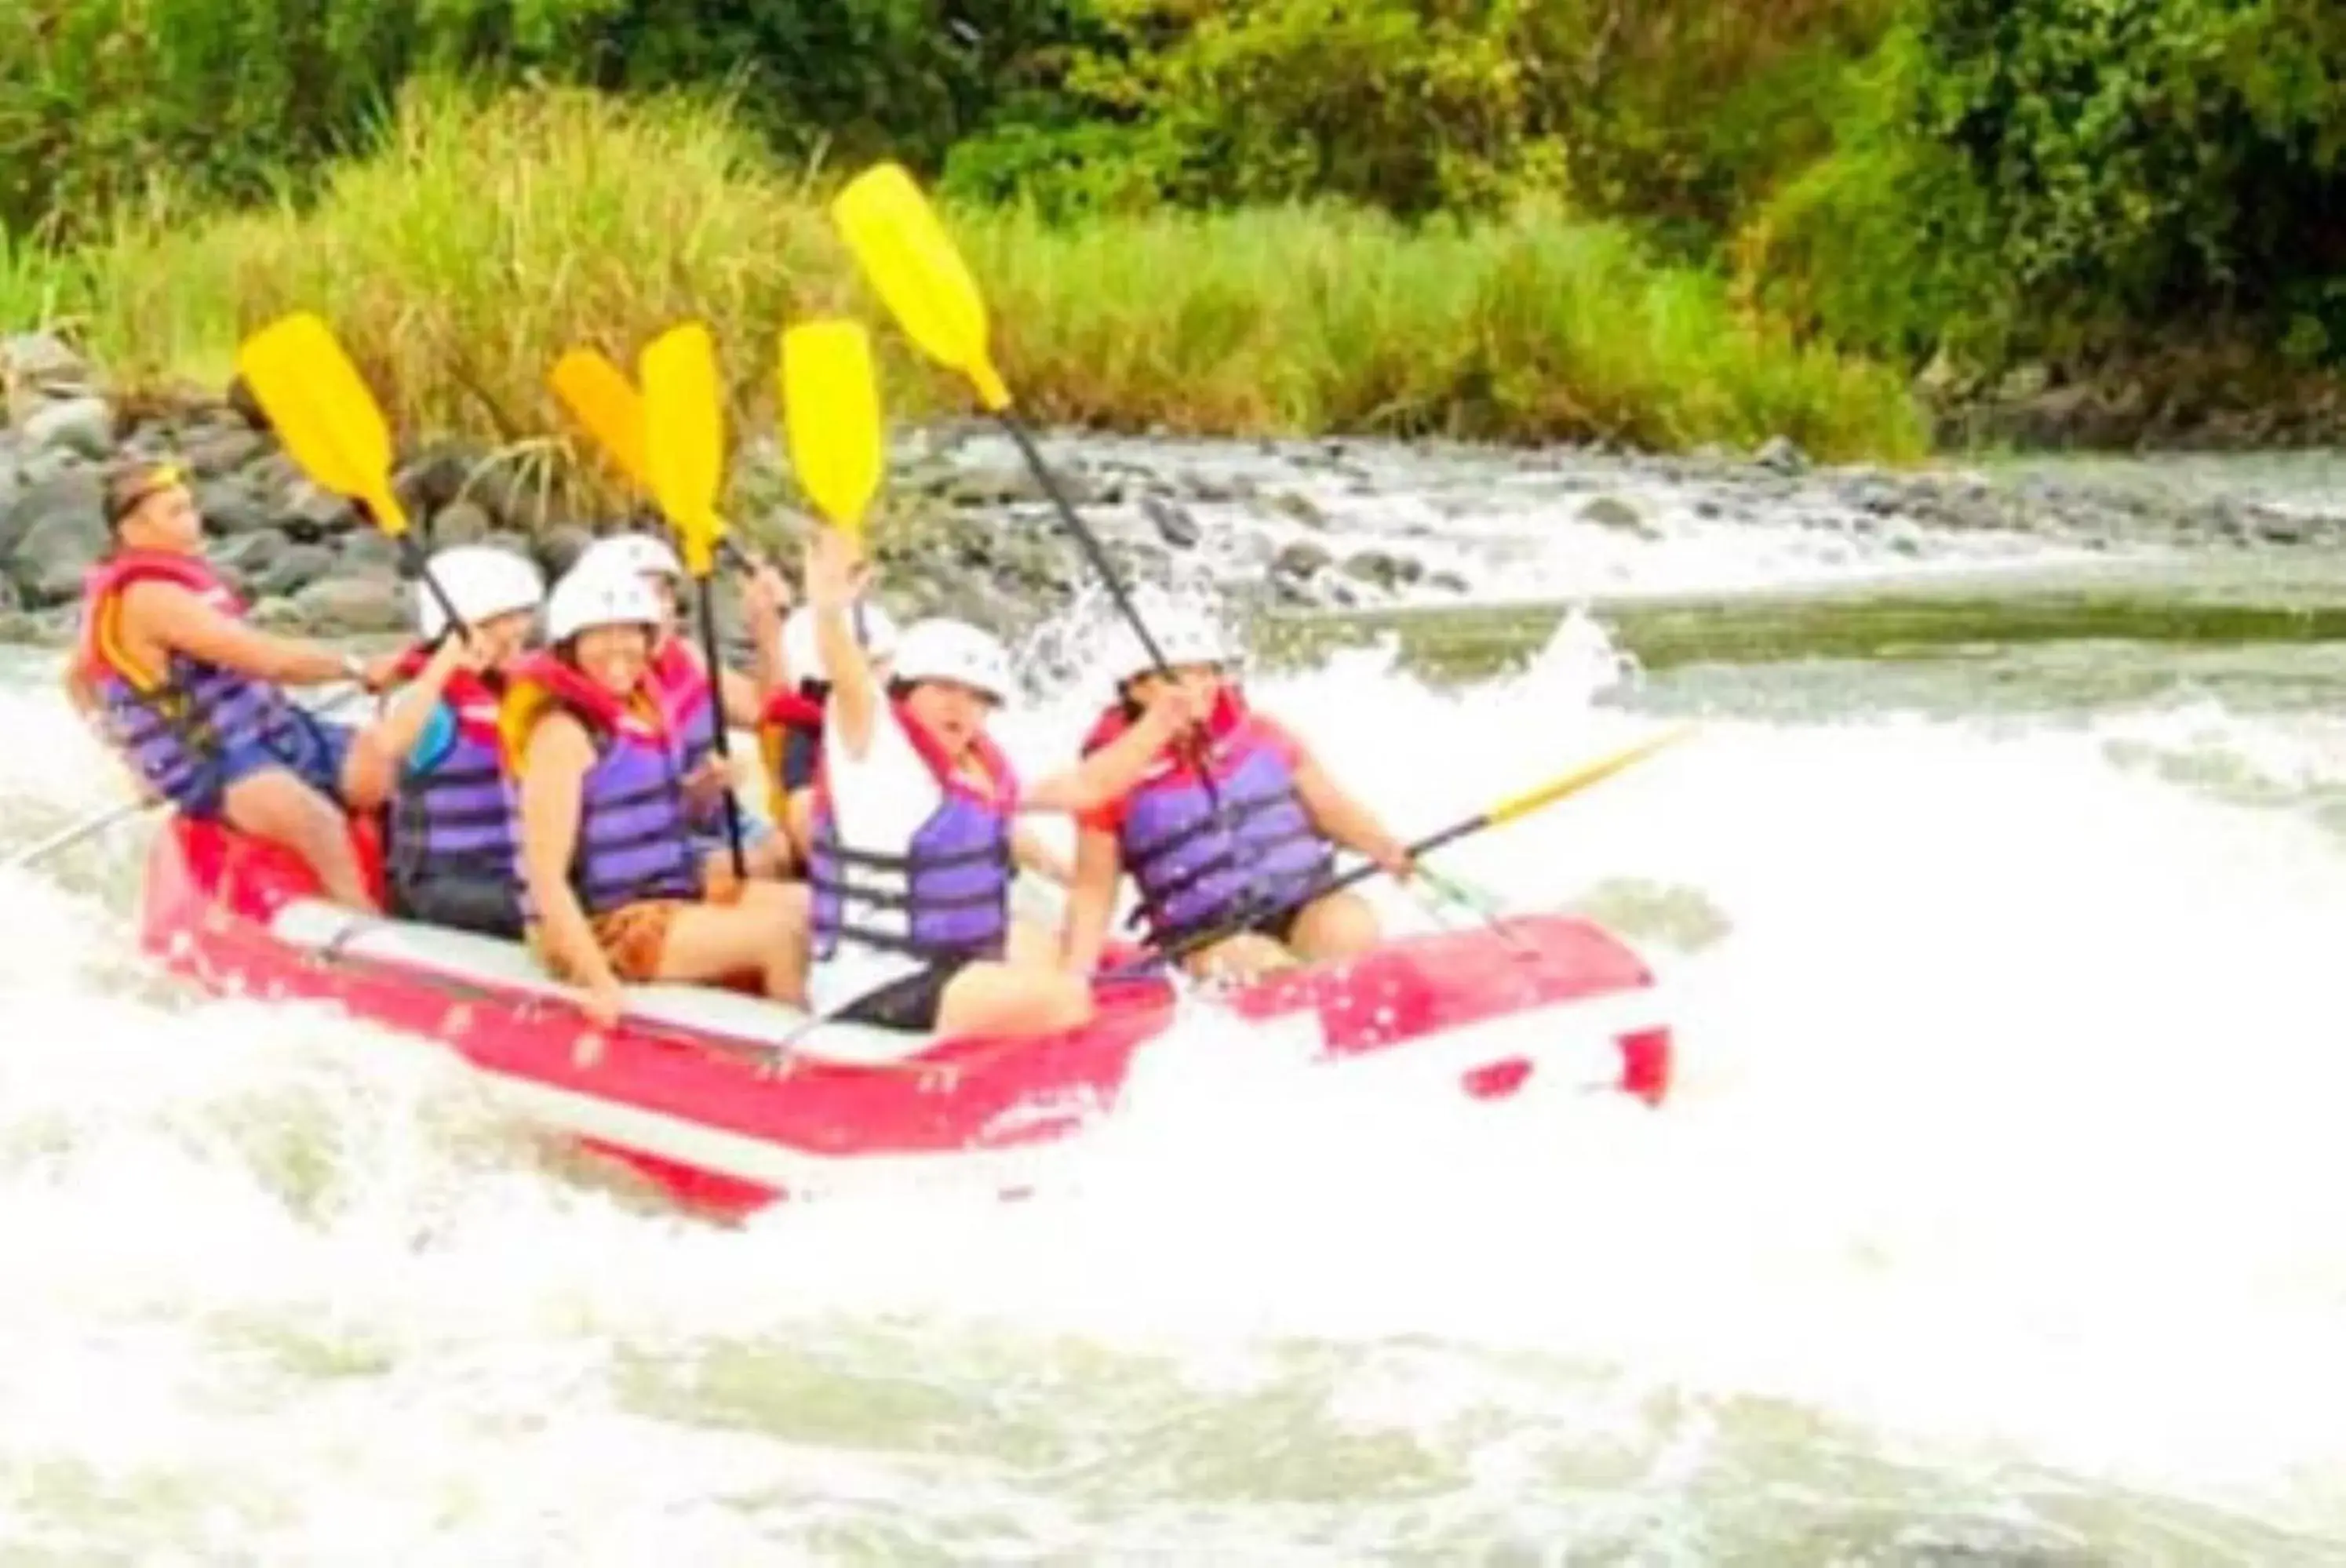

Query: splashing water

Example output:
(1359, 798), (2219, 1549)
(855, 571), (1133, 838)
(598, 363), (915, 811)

(0, 587), (2342, 1562)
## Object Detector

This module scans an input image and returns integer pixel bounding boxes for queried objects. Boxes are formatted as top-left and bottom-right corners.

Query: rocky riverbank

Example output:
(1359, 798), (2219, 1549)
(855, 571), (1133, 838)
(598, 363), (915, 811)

(9, 330), (2346, 657)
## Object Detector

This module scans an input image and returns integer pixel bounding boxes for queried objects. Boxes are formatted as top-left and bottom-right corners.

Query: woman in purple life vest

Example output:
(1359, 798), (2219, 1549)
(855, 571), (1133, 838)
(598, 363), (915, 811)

(373, 544), (547, 938)
(505, 558), (810, 1031)
(798, 528), (1200, 1039)
(574, 531), (796, 883)
(1060, 602), (1414, 984)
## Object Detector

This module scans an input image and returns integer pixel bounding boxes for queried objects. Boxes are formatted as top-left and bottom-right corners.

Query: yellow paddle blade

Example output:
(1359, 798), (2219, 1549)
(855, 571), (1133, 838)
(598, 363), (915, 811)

(638, 321), (727, 577)
(780, 319), (883, 541)
(1486, 724), (1697, 827)
(829, 162), (1011, 412)
(548, 347), (649, 490)
(235, 311), (410, 534)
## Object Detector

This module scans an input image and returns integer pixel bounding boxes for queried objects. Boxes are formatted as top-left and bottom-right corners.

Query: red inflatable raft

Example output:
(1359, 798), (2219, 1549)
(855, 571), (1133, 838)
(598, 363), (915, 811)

(135, 816), (1674, 1216)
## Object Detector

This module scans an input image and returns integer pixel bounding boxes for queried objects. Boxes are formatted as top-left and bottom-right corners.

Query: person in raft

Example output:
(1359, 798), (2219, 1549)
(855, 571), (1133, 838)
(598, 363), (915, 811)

(574, 531), (795, 883)
(799, 528), (1201, 1039)
(1059, 603), (1415, 983)
(763, 597), (898, 866)
(764, 601), (1075, 888)
(372, 544), (548, 938)
(505, 557), (810, 1029)
(64, 458), (431, 910)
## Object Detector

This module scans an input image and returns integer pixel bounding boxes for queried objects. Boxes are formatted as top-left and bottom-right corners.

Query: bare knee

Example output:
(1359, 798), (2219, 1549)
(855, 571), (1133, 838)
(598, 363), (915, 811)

(1289, 892), (1381, 961)
(938, 964), (1092, 1039)
(1183, 933), (1294, 984)
(224, 771), (371, 908)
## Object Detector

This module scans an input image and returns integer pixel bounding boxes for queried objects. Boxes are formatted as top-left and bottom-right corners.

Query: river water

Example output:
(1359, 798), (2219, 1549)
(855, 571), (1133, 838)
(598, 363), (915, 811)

(2, 445), (2343, 1563)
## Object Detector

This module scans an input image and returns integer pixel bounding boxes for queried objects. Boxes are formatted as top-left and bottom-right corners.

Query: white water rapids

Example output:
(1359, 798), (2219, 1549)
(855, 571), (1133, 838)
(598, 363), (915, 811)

(2, 504), (2344, 1560)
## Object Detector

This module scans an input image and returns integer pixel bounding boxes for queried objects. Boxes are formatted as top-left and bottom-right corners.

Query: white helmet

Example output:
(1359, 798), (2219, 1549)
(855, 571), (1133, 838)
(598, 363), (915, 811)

(577, 530), (683, 582)
(416, 544), (545, 642)
(780, 602), (900, 687)
(545, 558), (665, 644)
(891, 618), (1012, 703)
(1106, 604), (1234, 685)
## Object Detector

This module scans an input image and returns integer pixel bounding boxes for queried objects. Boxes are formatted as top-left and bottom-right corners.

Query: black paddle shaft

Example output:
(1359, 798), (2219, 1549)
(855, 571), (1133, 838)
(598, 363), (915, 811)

(693, 575), (749, 883)
(1149, 812), (1477, 968)
(382, 515), (472, 653)
(994, 412), (1223, 813)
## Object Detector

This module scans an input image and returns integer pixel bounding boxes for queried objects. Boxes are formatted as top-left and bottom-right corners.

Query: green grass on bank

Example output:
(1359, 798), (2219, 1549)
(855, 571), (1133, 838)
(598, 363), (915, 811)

(8, 82), (1927, 466)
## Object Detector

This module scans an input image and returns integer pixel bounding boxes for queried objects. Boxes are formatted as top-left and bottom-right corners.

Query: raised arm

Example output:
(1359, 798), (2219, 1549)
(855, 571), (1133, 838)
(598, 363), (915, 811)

(804, 529), (879, 761)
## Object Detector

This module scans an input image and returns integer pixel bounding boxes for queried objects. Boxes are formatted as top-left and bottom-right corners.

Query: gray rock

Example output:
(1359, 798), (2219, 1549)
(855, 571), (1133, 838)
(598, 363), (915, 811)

(939, 466), (1053, 508)
(393, 446), (480, 518)
(178, 424), (268, 480)
(195, 477), (277, 537)
(471, 464), (558, 537)
(279, 484), (358, 541)
(256, 543), (337, 600)
(535, 524), (595, 578)
(1178, 474), (1255, 504)
(482, 529), (538, 566)
(1579, 495), (1646, 532)
(250, 595), (308, 632)
(209, 529), (286, 591)
(1754, 435), (1808, 475)
(10, 509), (109, 606)
(1426, 570), (1471, 595)
(1341, 549), (1423, 591)
(1, 331), (87, 391)
(20, 396), (113, 461)
(1267, 491), (1328, 528)
(1272, 540), (1333, 579)
(1140, 493), (1202, 550)
(428, 500), (496, 548)
(0, 574), (18, 613)
(293, 573), (408, 635)
(1, 467), (102, 563)
(338, 529), (404, 573)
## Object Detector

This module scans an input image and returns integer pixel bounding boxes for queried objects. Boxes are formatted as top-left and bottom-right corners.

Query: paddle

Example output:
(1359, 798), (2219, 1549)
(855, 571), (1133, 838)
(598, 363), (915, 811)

(829, 162), (1229, 820)
(638, 320), (748, 884)
(16, 315), (460, 875)
(8, 683), (374, 871)
(236, 312), (468, 642)
(781, 320), (883, 547)
(828, 163), (1184, 687)
(548, 346), (753, 573)
(1133, 723), (1699, 971)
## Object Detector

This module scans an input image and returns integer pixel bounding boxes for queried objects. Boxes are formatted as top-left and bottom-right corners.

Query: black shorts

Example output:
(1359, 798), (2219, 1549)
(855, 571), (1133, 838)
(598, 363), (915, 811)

(830, 958), (978, 1034)
(1238, 901), (1306, 945)
(390, 871), (526, 940)
(1153, 899), (1306, 951)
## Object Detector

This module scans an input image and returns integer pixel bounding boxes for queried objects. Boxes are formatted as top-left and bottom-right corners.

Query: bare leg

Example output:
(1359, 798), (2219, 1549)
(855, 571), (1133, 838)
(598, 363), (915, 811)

(1284, 890), (1382, 963)
(1180, 931), (1296, 985)
(1005, 915), (1060, 969)
(651, 881), (808, 1005)
(221, 769), (373, 910)
(934, 961), (1094, 1040)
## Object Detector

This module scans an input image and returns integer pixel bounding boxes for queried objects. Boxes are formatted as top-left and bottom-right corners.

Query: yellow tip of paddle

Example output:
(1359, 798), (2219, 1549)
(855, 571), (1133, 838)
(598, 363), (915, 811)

(549, 347), (650, 491)
(639, 321), (727, 578)
(235, 311), (410, 535)
(1487, 724), (1697, 826)
(829, 162), (1014, 414)
(781, 319), (883, 543)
